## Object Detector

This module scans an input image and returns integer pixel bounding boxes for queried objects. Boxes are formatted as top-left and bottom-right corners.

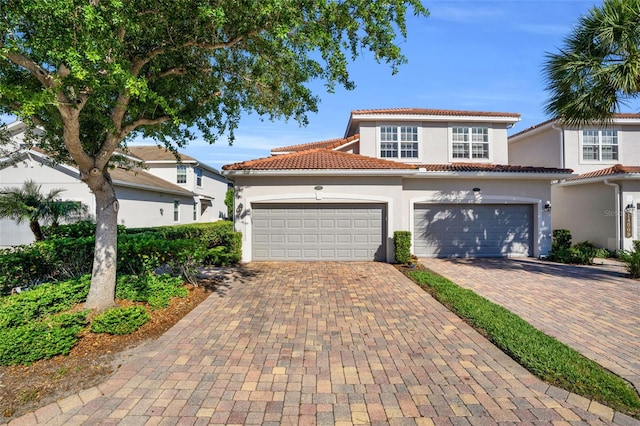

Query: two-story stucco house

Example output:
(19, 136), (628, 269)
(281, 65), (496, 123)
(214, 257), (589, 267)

(223, 108), (572, 262)
(509, 114), (640, 252)
(0, 122), (229, 248)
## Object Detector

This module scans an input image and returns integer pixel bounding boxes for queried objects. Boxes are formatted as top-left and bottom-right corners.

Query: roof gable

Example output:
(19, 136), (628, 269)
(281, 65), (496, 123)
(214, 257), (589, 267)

(126, 145), (197, 162)
(271, 134), (359, 154)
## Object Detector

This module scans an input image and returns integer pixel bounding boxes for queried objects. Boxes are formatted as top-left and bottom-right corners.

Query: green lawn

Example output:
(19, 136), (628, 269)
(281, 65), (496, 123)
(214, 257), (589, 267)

(406, 268), (640, 419)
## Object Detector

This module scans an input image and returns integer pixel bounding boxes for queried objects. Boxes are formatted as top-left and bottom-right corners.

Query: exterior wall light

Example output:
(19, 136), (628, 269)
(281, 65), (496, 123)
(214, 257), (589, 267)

(159, 208), (164, 216)
(544, 201), (552, 212)
(235, 203), (244, 214)
(625, 204), (636, 214)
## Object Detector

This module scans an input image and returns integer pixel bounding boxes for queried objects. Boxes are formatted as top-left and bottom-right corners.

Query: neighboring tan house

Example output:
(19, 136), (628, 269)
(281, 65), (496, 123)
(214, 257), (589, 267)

(223, 108), (572, 262)
(0, 123), (229, 248)
(509, 115), (640, 251)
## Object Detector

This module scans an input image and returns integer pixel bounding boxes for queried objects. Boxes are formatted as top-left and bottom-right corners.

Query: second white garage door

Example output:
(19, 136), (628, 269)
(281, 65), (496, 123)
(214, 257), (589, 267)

(252, 203), (386, 261)
(414, 204), (533, 258)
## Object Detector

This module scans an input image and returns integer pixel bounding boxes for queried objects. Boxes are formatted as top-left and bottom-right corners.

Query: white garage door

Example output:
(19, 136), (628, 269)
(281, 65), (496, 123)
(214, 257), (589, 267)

(414, 204), (533, 258)
(252, 203), (386, 261)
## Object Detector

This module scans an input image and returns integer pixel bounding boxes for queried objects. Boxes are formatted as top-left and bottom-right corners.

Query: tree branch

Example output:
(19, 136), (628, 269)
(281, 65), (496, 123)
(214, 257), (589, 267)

(119, 116), (171, 139)
(2, 50), (55, 88)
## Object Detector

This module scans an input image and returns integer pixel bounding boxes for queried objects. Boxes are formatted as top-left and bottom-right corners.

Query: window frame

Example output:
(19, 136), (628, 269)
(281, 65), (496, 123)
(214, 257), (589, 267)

(195, 167), (203, 187)
(193, 202), (198, 221)
(173, 200), (180, 222)
(377, 124), (421, 161)
(176, 165), (187, 184)
(580, 129), (619, 163)
(448, 125), (491, 162)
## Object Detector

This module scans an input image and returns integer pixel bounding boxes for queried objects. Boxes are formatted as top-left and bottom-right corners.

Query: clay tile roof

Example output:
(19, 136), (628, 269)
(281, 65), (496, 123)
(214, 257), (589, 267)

(223, 148), (417, 171)
(510, 113), (640, 139)
(271, 134), (360, 153)
(351, 108), (521, 118)
(418, 163), (573, 174)
(126, 145), (197, 162)
(565, 164), (640, 181)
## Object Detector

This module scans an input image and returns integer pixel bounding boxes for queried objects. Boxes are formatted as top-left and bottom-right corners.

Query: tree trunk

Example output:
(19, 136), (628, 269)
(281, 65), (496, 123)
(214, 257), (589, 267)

(84, 175), (119, 312)
(30, 220), (44, 241)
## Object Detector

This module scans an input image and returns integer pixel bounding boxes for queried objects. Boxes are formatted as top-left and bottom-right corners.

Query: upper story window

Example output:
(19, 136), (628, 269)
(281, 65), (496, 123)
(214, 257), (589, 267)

(582, 129), (618, 161)
(176, 165), (187, 184)
(379, 126), (419, 159)
(451, 126), (489, 160)
(195, 167), (203, 187)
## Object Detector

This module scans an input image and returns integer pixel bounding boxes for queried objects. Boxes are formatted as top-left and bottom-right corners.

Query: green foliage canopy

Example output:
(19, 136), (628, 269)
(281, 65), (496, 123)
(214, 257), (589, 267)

(544, 0), (640, 125)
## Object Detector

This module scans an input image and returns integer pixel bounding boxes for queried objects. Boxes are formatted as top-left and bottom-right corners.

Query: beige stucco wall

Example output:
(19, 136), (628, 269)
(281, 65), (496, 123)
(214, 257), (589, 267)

(508, 127), (562, 168)
(402, 177), (554, 257)
(231, 175), (405, 262)
(231, 174), (553, 261)
(356, 121), (510, 165)
(551, 183), (617, 250)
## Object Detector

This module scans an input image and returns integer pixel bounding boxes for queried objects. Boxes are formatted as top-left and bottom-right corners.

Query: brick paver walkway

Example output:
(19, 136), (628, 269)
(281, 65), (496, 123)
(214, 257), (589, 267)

(420, 258), (640, 395)
(8, 262), (637, 425)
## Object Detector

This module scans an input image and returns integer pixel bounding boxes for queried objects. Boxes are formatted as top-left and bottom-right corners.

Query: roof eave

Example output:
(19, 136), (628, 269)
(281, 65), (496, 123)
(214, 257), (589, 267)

(112, 179), (196, 197)
(411, 171), (574, 180)
(556, 173), (640, 186)
(222, 169), (418, 177)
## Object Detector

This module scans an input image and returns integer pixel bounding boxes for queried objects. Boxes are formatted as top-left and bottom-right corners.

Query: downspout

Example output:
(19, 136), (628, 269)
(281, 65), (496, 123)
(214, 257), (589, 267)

(551, 123), (565, 168)
(603, 179), (622, 250)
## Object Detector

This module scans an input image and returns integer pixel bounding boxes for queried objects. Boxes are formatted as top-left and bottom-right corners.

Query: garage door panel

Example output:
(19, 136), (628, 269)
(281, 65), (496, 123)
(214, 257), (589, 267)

(414, 204), (532, 258)
(253, 203), (385, 261)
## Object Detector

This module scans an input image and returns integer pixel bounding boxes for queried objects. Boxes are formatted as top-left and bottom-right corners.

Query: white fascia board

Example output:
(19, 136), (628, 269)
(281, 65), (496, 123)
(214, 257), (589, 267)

(555, 174), (640, 186)
(508, 122), (556, 143)
(333, 138), (359, 151)
(222, 169), (418, 177)
(351, 113), (521, 125)
(410, 171), (574, 180)
(112, 179), (196, 197)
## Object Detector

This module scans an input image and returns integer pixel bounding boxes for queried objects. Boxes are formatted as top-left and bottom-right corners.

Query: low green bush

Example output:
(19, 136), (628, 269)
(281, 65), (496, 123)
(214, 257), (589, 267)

(0, 275), (91, 328)
(116, 274), (187, 310)
(619, 248), (640, 278)
(90, 306), (151, 335)
(548, 231), (604, 265)
(552, 229), (572, 251)
(393, 231), (412, 264)
(407, 269), (640, 417)
(0, 311), (88, 366)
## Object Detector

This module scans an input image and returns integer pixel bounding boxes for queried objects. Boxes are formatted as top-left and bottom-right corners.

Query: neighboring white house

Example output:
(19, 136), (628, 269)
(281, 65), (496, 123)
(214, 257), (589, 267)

(0, 123), (229, 248)
(509, 114), (640, 251)
(223, 108), (572, 262)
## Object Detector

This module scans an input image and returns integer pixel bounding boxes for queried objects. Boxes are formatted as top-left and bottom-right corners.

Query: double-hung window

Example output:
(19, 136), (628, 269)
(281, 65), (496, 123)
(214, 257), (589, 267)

(451, 126), (489, 160)
(380, 126), (419, 159)
(582, 130), (618, 161)
(195, 168), (203, 187)
(176, 165), (187, 184)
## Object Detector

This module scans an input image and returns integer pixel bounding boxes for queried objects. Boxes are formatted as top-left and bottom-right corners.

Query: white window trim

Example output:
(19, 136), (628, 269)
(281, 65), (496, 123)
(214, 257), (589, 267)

(448, 125), (493, 163)
(195, 167), (203, 187)
(193, 202), (198, 221)
(173, 200), (180, 222)
(579, 128), (621, 165)
(376, 123), (422, 162)
(176, 165), (187, 185)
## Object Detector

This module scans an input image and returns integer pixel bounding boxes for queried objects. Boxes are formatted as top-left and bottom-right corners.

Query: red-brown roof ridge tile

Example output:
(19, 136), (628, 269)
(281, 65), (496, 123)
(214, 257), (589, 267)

(351, 108), (521, 118)
(565, 164), (640, 181)
(418, 163), (573, 173)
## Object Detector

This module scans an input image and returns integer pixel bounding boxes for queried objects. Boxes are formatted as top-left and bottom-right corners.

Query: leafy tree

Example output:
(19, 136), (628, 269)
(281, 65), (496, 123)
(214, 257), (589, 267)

(0, 0), (428, 311)
(544, 0), (640, 125)
(0, 179), (87, 240)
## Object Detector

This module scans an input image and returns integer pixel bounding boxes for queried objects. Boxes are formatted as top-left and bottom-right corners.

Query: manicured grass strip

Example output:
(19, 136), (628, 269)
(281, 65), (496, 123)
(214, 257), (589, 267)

(407, 269), (640, 419)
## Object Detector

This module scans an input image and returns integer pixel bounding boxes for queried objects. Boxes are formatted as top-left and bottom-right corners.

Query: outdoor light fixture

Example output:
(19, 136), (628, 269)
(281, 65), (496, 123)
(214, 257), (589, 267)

(625, 204), (636, 214)
(235, 203), (244, 214)
(544, 201), (552, 212)
(159, 208), (164, 216)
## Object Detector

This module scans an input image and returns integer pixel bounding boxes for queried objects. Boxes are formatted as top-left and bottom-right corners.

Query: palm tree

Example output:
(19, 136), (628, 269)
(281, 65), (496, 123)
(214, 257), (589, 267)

(544, 0), (640, 126)
(0, 180), (86, 241)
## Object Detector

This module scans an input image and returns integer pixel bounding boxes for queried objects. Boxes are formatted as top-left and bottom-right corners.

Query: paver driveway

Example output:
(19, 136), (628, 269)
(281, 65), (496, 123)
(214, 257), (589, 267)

(9, 262), (636, 425)
(420, 258), (640, 394)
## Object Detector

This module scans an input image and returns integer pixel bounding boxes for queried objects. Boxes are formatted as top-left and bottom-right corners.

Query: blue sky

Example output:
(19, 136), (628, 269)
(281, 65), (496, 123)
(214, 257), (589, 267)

(5, 0), (634, 170)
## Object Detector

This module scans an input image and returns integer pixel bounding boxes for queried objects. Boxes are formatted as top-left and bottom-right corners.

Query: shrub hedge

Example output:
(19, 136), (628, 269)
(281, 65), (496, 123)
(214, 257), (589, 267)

(393, 231), (412, 264)
(90, 306), (151, 335)
(1, 221), (241, 295)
